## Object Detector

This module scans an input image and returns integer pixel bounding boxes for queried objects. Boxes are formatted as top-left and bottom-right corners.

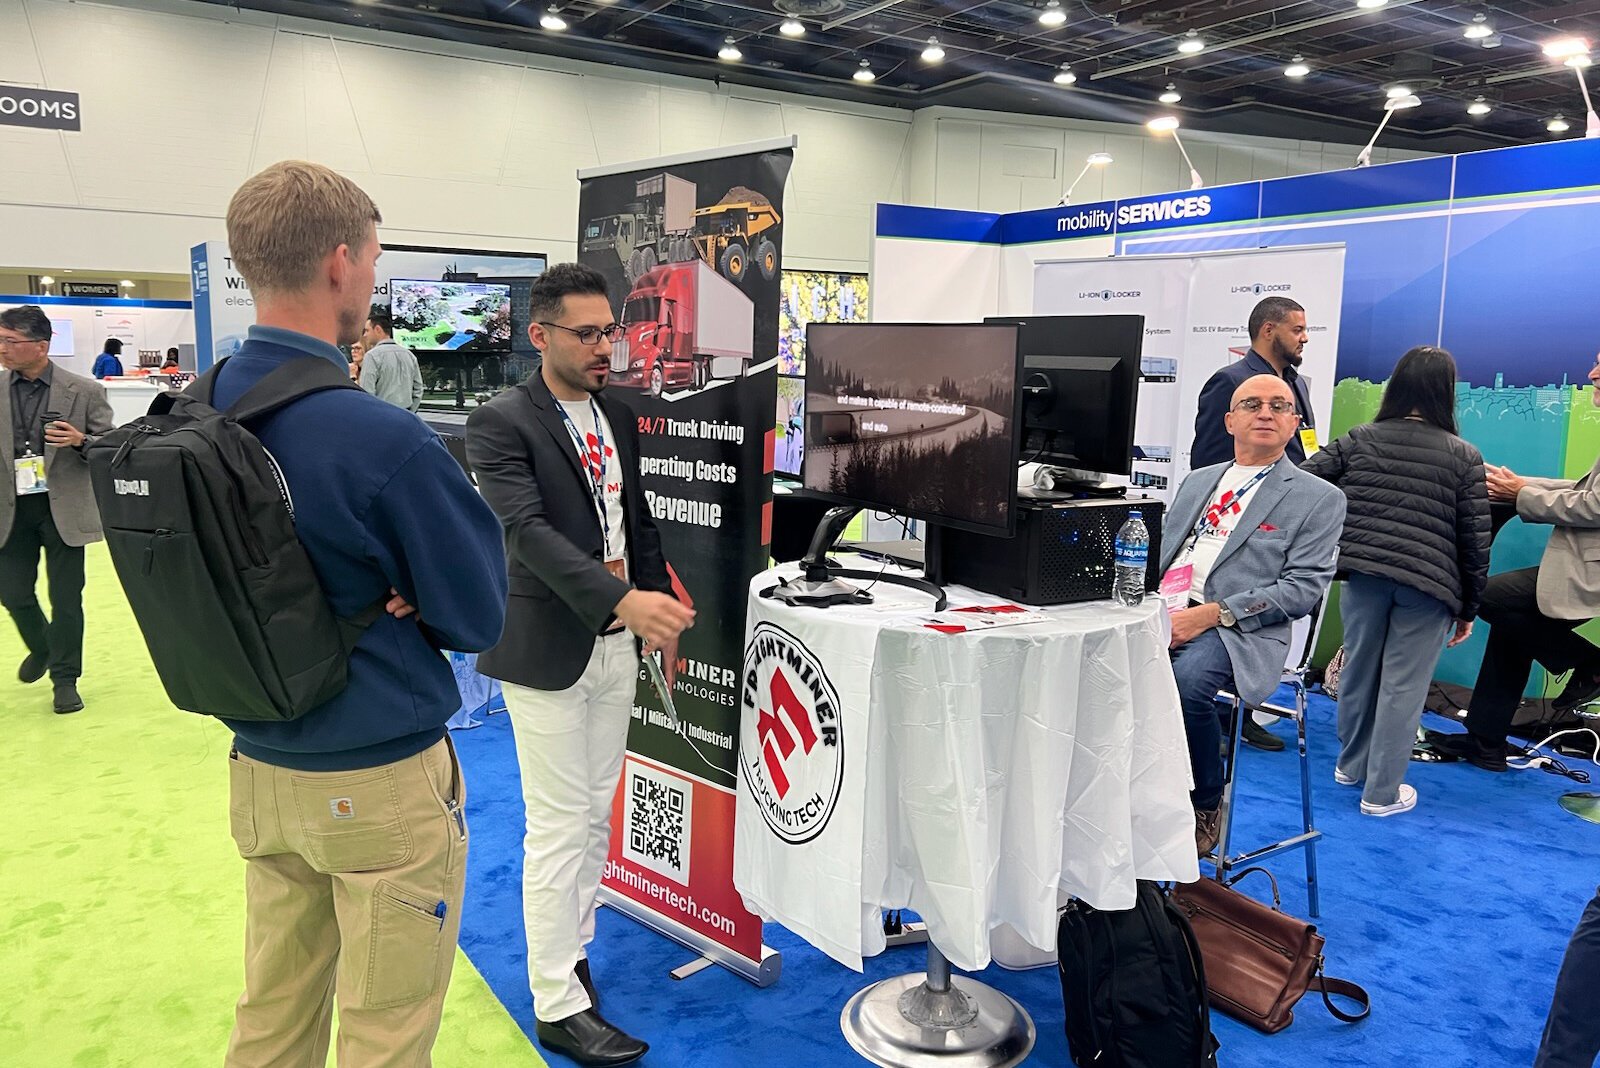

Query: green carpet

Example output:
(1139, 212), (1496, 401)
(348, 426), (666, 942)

(0, 543), (539, 1067)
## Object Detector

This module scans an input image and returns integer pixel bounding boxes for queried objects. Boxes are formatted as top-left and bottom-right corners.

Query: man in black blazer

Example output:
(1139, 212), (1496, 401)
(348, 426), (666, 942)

(466, 263), (694, 1068)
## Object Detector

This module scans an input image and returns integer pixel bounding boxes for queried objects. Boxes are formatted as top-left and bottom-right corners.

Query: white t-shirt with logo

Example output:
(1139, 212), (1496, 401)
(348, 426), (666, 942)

(558, 398), (628, 567)
(1174, 463), (1271, 604)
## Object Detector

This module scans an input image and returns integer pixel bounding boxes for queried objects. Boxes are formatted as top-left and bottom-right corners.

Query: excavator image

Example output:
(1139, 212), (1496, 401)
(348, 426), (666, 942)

(691, 187), (781, 286)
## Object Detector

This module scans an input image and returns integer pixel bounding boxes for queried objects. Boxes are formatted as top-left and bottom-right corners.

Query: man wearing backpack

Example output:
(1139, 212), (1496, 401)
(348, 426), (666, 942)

(466, 263), (694, 1067)
(208, 161), (508, 1067)
(0, 305), (114, 714)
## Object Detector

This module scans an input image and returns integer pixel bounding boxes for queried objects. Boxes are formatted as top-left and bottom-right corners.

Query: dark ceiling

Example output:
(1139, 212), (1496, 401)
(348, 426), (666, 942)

(198, 0), (1600, 153)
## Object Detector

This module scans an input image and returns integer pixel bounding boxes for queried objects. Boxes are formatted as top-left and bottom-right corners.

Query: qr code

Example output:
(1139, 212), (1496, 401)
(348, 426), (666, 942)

(623, 762), (693, 885)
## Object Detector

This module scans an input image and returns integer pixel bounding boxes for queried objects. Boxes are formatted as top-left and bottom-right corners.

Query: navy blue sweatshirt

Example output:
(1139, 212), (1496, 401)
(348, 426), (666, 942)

(212, 326), (508, 771)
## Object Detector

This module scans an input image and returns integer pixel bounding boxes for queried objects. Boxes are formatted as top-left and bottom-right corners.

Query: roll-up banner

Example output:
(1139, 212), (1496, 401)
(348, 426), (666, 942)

(578, 137), (794, 985)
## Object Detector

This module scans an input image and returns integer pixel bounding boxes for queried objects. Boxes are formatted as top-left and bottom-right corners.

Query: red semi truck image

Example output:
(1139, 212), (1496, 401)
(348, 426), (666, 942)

(610, 260), (755, 396)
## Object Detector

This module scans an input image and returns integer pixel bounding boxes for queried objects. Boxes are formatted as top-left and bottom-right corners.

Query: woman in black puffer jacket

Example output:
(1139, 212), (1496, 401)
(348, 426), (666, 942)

(1302, 346), (1491, 818)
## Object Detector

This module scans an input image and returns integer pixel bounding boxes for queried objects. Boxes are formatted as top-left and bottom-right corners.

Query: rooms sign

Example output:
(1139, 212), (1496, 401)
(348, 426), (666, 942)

(0, 86), (80, 131)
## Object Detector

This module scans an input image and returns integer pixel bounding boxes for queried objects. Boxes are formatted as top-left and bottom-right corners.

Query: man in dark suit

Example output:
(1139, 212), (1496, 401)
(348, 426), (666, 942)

(1190, 296), (1315, 470)
(466, 263), (694, 1068)
(0, 305), (115, 713)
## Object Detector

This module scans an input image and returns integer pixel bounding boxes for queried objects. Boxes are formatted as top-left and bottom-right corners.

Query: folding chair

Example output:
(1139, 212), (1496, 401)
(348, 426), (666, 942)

(1213, 595), (1330, 917)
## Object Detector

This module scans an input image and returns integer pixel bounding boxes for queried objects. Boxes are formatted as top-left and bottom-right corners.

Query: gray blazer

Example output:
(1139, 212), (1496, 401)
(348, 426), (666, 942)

(0, 364), (116, 547)
(1160, 457), (1346, 706)
(1517, 451), (1600, 620)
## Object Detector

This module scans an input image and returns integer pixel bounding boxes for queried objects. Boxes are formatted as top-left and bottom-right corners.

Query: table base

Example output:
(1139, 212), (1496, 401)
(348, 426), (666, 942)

(840, 946), (1035, 1068)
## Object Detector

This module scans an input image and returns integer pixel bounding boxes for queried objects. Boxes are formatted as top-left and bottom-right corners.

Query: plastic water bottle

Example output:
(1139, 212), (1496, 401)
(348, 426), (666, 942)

(1113, 511), (1149, 607)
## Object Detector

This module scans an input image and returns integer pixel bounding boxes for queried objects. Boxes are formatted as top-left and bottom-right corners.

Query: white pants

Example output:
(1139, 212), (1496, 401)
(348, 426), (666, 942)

(503, 632), (638, 1022)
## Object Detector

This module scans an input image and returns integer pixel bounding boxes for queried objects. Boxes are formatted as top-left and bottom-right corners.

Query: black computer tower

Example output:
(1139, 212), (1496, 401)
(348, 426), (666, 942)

(928, 496), (1165, 606)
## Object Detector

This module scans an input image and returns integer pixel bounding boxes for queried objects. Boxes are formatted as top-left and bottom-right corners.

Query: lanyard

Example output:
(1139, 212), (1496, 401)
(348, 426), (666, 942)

(1184, 462), (1275, 552)
(555, 398), (612, 551)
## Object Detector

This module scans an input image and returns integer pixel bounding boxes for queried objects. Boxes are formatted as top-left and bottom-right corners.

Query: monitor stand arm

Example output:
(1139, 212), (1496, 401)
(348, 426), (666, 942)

(762, 505), (949, 611)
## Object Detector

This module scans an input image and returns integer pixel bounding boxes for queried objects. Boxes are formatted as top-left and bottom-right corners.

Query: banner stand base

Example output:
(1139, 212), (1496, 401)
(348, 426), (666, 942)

(669, 956), (718, 981)
(597, 886), (782, 988)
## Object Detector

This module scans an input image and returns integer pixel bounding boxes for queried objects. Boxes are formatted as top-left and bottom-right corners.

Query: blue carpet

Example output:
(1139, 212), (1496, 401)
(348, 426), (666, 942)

(452, 691), (1597, 1067)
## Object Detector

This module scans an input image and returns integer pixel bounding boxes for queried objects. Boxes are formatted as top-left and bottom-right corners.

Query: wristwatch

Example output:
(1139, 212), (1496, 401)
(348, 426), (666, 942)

(1216, 603), (1237, 628)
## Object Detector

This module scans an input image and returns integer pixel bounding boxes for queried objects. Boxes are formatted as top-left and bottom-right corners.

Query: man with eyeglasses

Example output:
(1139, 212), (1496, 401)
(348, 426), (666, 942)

(0, 305), (114, 714)
(466, 262), (694, 1067)
(1159, 373), (1343, 856)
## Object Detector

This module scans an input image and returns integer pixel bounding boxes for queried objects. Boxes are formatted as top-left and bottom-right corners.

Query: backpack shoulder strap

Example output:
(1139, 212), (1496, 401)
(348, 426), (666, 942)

(227, 357), (360, 424)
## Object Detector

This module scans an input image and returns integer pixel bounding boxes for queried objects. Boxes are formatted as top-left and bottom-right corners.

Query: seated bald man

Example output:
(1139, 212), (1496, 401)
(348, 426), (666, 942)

(1160, 374), (1346, 856)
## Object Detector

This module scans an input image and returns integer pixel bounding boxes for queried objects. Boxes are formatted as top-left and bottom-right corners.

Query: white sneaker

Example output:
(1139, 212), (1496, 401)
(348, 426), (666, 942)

(1333, 768), (1359, 786)
(1361, 783), (1417, 817)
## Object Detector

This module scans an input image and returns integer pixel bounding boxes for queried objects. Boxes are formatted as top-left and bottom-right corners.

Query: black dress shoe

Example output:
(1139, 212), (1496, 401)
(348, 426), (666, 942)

(18, 654), (45, 685)
(1242, 717), (1285, 752)
(53, 682), (84, 715)
(1430, 731), (1506, 772)
(536, 1009), (647, 1067)
(1553, 670), (1600, 714)
(575, 957), (599, 1010)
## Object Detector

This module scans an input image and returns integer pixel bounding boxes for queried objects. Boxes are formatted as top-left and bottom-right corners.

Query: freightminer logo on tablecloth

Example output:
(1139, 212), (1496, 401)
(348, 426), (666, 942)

(740, 622), (844, 845)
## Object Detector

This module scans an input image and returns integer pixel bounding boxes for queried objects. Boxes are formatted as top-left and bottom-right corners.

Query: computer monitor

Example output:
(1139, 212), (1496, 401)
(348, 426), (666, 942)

(986, 315), (1143, 476)
(802, 322), (1022, 537)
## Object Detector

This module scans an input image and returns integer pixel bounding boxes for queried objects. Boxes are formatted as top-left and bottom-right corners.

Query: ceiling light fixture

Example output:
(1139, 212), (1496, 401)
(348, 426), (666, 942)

(1177, 30), (1205, 54)
(1356, 0), (1388, 9)
(119, 279), (135, 288)
(779, 18), (804, 37)
(1039, 0), (1066, 28)
(853, 59), (875, 83)
(1146, 116), (1203, 189)
(1356, 92), (1420, 167)
(1545, 38), (1600, 138)
(1053, 63), (1077, 86)
(1386, 84), (1413, 99)
(1060, 151), (1114, 205)
(1463, 13), (1493, 40)
(718, 36), (742, 61)
(921, 37), (945, 63)
(1159, 83), (1182, 104)
(1284, 56), (1310, 78)
(1467, 95), (1492, 116)
(1549, 113), (1572, 133)
(539, 6), (566, 31)
(39, 275), (54, 286)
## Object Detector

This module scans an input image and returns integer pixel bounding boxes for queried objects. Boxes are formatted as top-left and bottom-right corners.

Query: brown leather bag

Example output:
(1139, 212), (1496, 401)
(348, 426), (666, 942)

(1169, 868), (1370, 1034)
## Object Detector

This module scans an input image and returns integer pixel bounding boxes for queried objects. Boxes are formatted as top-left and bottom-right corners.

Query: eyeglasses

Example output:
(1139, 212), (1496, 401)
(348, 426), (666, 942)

(0, 335), (46, 348)
(1233, 397), (1297, 415)
(540, 321), (624, 346)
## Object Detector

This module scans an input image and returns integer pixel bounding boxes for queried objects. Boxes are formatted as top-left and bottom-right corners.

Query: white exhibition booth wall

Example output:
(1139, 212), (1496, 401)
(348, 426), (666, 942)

(0, 295), (194, 381)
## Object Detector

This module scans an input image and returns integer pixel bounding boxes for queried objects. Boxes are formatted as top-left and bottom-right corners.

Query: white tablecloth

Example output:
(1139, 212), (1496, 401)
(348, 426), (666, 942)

(732, 561), (1199, 973)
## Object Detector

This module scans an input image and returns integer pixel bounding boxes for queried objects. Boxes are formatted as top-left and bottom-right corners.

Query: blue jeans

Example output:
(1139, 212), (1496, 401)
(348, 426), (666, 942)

(1170, 627), (1237, 811)
(1535, 888), (1600, 1068)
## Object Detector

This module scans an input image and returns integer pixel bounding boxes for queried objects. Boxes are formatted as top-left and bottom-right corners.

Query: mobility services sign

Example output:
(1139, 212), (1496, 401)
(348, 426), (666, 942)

(0, 85), (80, 131)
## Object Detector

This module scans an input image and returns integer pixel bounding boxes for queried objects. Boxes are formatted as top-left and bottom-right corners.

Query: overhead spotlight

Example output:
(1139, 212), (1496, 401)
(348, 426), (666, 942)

(921, 37), (945, 63)
(1544, 37), (1590, 60)
(1356, 0), (1387, 8)
(1479, 33), (1503, 49)
(853, 59), (875, 83)
(1177, 30), (1205, 54)
(718, 36), (742, 61)
(1284, 56), (1310, 78)
(1146, 116), (1202, 189)
(1146, 115), (1180, 132)
(1467, 95), (1492, 116)
(1039, 0), (1066, 28)
(119, 279), (135, 289)
(779, 18), (805, 37)
(1159, 83), (1182, 104)
(1060, 151), (1114, 205)
(1463, 12), (1493, 40)
(1386, 84), (1413, 99)
(1568, 53), (1594, 69)
(39, 275), (54, 286)
(1356, 92), (1419, 167)
(1053, 63), (1077, 86)
(539, 6), (567, 31)
(1549, 113), (1572, 133)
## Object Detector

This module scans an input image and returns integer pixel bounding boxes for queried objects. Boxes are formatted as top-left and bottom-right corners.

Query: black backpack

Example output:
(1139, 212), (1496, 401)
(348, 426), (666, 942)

(1057, 881), (1220, 1068)
(87, 357), (384, 721)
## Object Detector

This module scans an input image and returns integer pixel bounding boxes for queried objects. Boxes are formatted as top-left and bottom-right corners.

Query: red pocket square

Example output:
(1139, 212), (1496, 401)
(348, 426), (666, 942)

(1258, 523), (1279, 532)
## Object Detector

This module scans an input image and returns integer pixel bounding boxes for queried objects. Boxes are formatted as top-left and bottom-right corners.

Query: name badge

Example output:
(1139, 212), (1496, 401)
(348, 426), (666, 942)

(14, 453), (48, 496)
(1159, 564), (1194, 615)
(604, 558), (628, 581)
(1299, 428), (1320, 455)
